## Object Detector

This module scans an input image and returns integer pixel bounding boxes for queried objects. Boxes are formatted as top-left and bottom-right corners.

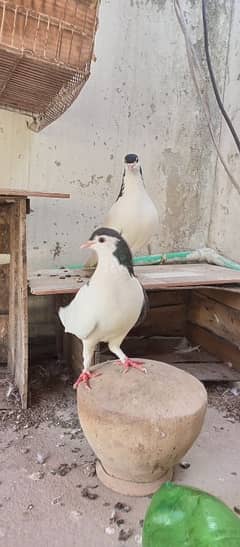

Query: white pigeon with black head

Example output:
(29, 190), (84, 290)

(59, 227), (148, 389)
(84, 153), (159, 270)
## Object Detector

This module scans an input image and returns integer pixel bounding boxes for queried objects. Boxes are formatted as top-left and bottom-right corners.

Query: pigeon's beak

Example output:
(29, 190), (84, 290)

(80, 240), (95, 249)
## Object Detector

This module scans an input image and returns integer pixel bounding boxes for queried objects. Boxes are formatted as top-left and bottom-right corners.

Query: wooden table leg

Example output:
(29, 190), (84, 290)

(8, 199), (28, 409)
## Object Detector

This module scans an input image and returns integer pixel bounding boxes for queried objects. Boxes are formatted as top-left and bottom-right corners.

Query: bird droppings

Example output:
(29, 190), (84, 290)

(20, 447), (30, 454)
(70, 510), (83, 521)
(51, 496), (63, 505)
(50, 463), (77, 476)
(81, 487), (98, 500)
(139, 519), (144, 528)
(109, 509), (124, 526)
(118, 528), (133, 541)
(29, 471), (44, 481)
(105, 526), (115, 536)
(36, 452), (48, 464)
(54, 160), (61, 167)
(179, 461), (191, 470)
(83, 462), (96, 477)
(117, 518), (125, 527)
(134, 534), (142, 545)
(114, 502), (131, 513)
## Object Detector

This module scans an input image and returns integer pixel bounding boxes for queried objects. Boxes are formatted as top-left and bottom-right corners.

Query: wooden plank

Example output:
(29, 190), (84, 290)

(0, 315), (8, 363)
(197, 288), (240, 312)
(8, 200), (28, 409)
(148, 290), (188, 307)
(131, 304), (186, 337)
(0, 205), (10, 363)
(122, 336), (184, 355)
(29, 273), (85, 295)
(188, 292), (240, 347)
(0, 265), (9, 312)
(0, 188), (70, 199)
(166, 361), (240, 382)
(136, 264), (240, 289)
(28, 264), (240, 295)
(98, 336), (220, 363)
(187, 323), (240, 372)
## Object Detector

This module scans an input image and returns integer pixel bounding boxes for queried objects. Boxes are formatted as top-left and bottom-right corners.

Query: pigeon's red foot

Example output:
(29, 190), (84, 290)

(116, 358), (147, 374)
(73, 371), (101, 390)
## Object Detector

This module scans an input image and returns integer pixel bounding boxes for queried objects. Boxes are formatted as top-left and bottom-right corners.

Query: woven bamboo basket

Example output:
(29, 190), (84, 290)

(0, 0), (100, 131)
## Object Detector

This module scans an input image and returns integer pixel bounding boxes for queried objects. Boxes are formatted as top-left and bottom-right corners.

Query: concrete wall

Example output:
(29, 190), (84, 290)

(208, 1), (240, 261)
(0, 0), (238, 270)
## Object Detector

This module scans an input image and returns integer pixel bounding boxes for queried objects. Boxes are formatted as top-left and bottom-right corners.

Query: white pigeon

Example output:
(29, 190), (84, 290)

(58, 227), (148, 389)
(84, 153), (159, 270)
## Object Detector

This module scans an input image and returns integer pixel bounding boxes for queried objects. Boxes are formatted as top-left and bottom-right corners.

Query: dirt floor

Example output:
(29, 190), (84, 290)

(0, 365), (240, 547)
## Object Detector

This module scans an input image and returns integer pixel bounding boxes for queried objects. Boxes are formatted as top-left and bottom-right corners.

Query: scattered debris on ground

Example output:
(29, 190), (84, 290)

(50, 462), (78, 476)
(206, 383), (240, 422)
(81, 487), (98, 500)
(0, 360), (240, 546)
(114, 502), (132, 513)
(179, 461), (191, 470)
(118, 528), (134, 541)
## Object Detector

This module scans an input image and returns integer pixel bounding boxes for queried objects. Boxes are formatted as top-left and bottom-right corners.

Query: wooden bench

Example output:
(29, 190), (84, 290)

(28, 263), (240, 399)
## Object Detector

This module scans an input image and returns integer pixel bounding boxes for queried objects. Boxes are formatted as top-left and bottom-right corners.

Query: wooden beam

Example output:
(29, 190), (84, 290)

(8, 200), (28, 408)
(132, 304), (186, 337)
(197, 288), (240, 312)
(147, 290), (188, 308)
(0, 189), (70, 199)
(188, 292), (240, 347)
(0, 315), (8, 362)
(187, 323), (240, 372)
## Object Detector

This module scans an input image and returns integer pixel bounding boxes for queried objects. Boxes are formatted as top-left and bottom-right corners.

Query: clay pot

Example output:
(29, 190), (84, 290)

(77, 360), (207, 496)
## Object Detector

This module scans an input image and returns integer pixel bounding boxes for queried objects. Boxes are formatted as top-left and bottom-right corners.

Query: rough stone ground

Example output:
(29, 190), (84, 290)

(0, 364), (240, 547)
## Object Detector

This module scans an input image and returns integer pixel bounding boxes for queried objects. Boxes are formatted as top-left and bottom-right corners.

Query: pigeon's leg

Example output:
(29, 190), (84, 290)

(108, 342), (147, 374)
(73, 341), (100, 390)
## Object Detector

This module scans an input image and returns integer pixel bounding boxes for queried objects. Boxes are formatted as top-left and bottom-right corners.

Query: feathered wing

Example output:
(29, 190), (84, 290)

(58, 284), (97, 339)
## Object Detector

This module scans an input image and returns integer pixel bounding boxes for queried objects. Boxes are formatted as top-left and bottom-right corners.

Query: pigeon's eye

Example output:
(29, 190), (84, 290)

(99, 237), (105, 243)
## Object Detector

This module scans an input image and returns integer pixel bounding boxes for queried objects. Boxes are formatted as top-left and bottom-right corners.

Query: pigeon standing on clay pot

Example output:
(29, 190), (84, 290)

(59, 227), (148, 389)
